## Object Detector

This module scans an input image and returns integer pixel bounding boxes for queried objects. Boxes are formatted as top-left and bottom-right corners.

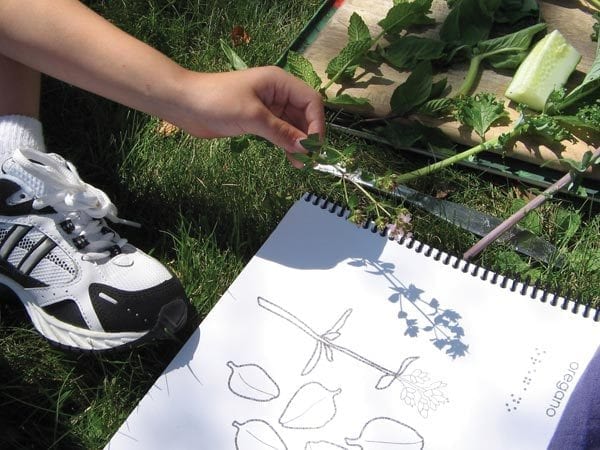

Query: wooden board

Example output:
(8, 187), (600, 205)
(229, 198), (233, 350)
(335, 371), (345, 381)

(302, 0), (600, 179)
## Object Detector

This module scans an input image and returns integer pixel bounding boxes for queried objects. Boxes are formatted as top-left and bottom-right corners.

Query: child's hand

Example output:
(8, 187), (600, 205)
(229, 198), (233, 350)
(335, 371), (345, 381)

(170, 66), (325, 168)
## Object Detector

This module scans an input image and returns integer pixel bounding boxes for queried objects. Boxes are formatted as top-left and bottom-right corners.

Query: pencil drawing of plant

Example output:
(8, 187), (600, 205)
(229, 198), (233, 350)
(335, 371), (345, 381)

(257, 297), (448, 418)
(348, 258), (469, 359)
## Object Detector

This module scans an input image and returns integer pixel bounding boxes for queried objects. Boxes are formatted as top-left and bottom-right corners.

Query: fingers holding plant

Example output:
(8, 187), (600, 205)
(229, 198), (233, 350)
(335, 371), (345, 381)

(170, 66), (325, 167)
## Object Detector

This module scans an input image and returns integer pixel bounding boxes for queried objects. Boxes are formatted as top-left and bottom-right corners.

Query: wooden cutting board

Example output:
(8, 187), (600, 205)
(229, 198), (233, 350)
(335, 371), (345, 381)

(301, 0), (600, 179)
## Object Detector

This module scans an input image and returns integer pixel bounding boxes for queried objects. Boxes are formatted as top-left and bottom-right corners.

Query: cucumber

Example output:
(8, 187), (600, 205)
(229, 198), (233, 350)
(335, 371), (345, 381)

(505, 29), (581, 111)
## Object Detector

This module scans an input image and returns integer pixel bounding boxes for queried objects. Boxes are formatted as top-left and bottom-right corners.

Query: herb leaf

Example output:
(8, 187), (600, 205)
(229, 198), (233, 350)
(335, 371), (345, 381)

(390, 61), (433, 115)
(325, 38), (373, 80)
(384, 36), (446, 70)
(325, 94), (372, 107)
(348, 12), (371, 42)
(439, 0), (501, 46)
(475, 23), (547, 70)
(219, 39), (248, 70)
(299, 133), (323, 154)
(455, 93), (508, 138)
(378, 0), (434, 35)
(286, 51), (322, 90)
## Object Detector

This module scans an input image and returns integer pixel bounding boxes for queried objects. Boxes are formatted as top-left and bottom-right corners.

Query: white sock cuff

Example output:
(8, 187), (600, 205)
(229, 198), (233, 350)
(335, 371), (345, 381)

(0, 115), (46, 153)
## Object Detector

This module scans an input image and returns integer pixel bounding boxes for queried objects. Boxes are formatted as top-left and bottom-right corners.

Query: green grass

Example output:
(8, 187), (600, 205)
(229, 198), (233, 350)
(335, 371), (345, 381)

(1, 0), (599, 448)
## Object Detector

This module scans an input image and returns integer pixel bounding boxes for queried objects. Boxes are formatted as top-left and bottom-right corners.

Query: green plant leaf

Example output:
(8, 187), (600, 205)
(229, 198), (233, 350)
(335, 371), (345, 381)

(299, 133), (323, 153)
(378, 0), (434, 35)
(384, 36), (445, 70)
(326, 94), (372, 107)
(555, 208), (581, 242)
(286, 51), (322, 90)
(455, 93), (509, 138)
(417, 98), (454, 116)
(429, 77), (448, 99)
(475, 22), (547, 70)
(219, 39), (248, 70)
(348, 12), (371, 42)
(390, 61), (432, 115)
(439, 0), (501, 46)
(509, 198), (542, 235)
(325, 38), (373, 80)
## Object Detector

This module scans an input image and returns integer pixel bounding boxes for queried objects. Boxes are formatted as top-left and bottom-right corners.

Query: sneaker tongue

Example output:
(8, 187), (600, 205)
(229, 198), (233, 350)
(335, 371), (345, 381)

(2, 157), (46, 197)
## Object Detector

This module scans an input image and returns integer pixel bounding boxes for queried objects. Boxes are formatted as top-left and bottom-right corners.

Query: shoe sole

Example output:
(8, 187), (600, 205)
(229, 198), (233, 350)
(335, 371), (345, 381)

(0, 275), (188, 352)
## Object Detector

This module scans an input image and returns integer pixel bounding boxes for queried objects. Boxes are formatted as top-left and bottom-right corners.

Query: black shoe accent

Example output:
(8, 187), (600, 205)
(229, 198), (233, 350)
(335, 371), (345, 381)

(0, 178), (56, 215)
(89, 277), (189, 333)
(43, 299), (90, 329)
(72, 235), (89, 250)
(0, 179), (35, 215)
(0, 259), (47, 288)
(60, 219), (75, 233)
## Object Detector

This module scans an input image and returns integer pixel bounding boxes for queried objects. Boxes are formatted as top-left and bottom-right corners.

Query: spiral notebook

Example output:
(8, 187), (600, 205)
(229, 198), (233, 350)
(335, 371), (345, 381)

(107, 193), (600, 450)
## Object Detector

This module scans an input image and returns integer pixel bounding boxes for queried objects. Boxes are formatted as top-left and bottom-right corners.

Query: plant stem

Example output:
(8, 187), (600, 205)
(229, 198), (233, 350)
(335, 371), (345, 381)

(455, 55), (482, 97)
(257, 296), (418, 378)
(325, 145), (393, 219)
(463, 146), (600, 261)
(393, 136), (501, 184)
(455, 47), (530, 97)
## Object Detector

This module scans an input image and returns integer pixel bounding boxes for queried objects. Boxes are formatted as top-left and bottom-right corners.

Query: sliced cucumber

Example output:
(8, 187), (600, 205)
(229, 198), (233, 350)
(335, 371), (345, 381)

(505, 29), (581, 111)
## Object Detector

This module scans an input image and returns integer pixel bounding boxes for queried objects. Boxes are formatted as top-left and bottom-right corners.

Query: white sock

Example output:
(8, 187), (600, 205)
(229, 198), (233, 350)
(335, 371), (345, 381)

(0, 115), (46, 162)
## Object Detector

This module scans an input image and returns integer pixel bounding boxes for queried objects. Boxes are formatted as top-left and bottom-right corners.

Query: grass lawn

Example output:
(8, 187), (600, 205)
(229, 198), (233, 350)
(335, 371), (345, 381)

(1, 0), (598, 448)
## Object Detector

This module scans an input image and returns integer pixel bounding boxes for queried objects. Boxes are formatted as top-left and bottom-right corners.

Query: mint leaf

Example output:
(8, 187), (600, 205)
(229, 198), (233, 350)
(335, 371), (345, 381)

(219, 39), (248, 70)
(429, 77), (448, 99)
(475, 23), (546, 70)
(326, 94), (372, 107)
(286, 51), (322, 90)
(439, 0), (501, 46)
(378, 0), (434, 35)
(348, 13), (371, 42)
(299, 133), (322, 153)
(418, 98), (454, 116)
(325, 38), (373, 80)
(384, 36), (445, 70)
(390, 61), (433, 115)
(455, 93), (508, 138)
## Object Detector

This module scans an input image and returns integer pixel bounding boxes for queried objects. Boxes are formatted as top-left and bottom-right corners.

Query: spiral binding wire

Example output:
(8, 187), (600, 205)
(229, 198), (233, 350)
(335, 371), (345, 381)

(303, 193), (598, 322)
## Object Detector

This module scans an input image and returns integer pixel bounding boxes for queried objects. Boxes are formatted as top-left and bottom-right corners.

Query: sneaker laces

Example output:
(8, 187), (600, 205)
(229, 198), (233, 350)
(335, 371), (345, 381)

(13, 148), (140, 261)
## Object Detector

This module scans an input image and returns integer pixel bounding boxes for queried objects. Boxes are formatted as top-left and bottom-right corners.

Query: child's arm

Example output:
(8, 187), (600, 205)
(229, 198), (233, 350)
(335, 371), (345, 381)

(0, 0), (324, 166)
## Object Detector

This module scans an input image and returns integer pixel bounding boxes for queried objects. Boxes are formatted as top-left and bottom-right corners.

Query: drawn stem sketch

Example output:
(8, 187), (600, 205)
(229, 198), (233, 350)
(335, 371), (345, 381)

(257, 297), (448, 417)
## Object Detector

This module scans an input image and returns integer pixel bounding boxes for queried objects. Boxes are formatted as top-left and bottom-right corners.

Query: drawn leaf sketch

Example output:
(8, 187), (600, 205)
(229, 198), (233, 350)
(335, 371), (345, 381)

(226, 361), (280, 402)
(345, 417), (424, 450)
(305, 441), (348, 450)
(375, 356), (419, 390)
(279, 382), (341, 429)
(257, 297), (448, 418)
(328, 309), (353, 335)
(303, 342), (324, 376)
(232, 419), (287, 450)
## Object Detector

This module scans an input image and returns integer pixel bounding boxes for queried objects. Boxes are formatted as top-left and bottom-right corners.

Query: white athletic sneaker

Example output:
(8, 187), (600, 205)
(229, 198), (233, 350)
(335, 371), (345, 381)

(0, 147), (188, 351)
